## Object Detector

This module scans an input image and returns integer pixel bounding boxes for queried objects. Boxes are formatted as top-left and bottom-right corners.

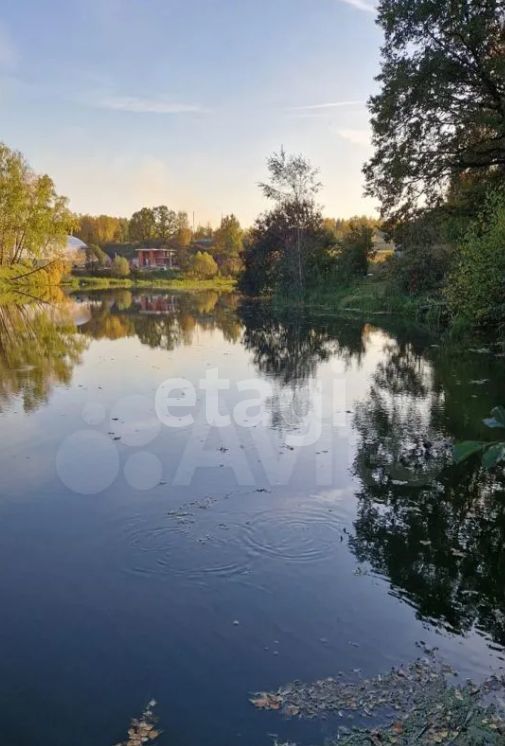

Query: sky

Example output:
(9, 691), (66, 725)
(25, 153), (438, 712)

(0, 0), (381, 226)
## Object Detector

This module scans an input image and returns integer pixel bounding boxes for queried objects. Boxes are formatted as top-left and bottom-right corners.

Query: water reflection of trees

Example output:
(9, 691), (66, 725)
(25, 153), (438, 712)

(79, 291), (242, 350)
(238, 302), (367, 385)
(78, 293), (371, 379)
(0, 302), (87, 412)
(350, 334), (505, 645)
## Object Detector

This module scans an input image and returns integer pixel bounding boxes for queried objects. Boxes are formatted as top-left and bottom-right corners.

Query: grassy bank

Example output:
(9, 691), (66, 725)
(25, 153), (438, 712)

(65, 274), (237, 292)
(272, 274), (448, 326)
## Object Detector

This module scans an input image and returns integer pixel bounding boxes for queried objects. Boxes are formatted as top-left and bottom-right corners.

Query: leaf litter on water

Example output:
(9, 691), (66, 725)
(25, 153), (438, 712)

(114, 701), (161, 746)
(250, 656), (505, 745)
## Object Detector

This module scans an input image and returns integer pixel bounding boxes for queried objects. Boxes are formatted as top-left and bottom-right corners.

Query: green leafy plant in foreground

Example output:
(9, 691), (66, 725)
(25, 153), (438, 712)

(454, 406), (505, 470)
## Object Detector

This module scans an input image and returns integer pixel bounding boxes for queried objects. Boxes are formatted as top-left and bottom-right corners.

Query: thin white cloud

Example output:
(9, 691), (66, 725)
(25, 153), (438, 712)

(338, 0), (376, 13)
(337, 128), (371, 147)
(90, 95), (206, 114)
(0, 24), (18, 68)
(287, 100), (365, 112)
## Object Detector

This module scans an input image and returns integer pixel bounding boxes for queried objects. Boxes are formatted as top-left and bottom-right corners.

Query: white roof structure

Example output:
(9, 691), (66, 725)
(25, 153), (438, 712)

(66, 236), (88, 253)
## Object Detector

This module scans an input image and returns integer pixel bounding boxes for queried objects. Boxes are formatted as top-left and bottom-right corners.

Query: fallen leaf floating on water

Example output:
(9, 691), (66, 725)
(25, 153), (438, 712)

(250, 692), (283, 710)
(250, 658), (505, 744)
(114, 701), (161, 746)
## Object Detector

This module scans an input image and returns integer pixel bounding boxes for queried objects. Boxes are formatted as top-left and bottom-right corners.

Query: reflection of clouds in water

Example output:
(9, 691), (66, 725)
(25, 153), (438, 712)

(56, 430), (120, 495)
(82, 401), (107, 426)
(124, 452), (163, 491)
(110, 394), (161, 447)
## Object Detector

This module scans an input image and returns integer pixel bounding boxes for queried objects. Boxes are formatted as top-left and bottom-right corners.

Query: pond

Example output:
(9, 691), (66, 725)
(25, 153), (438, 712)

(0, 289), (504, 746)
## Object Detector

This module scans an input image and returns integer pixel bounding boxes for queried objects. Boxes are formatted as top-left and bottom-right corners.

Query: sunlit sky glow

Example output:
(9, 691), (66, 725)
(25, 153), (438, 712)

(1, 0), (381, 225)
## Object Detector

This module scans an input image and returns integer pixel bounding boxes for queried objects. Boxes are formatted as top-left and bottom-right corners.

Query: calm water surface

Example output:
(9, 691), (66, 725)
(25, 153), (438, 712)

(0, 290), (504, 746)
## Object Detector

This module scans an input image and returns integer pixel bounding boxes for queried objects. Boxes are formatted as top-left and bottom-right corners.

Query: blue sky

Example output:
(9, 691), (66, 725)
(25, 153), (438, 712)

(0, 0), (380, 225)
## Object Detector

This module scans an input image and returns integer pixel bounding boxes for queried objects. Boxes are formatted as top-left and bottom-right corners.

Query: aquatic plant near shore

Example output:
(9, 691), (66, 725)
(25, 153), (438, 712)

(454, 406), (505, 470)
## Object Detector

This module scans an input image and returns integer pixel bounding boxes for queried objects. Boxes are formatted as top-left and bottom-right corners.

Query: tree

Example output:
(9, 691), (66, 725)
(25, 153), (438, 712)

(194, 223), (214, 240)
(0, 143), (73, 265)
(111, 255), (130, 277)
(190, 251), (218, 279)
(240, 201), (331, 294)
(175, 211), (192, 248)
(337, 219), (374, 279)
(86, 243), (109, 269)
(153, 206), (178, 242)
(365, 1), (505, 220)
(252, 149), (323, 294)
(76, 214), (127, 245)
(446, 189), (505, 325)
(129, 208), (156, 243)
(213, 214), (243, 275)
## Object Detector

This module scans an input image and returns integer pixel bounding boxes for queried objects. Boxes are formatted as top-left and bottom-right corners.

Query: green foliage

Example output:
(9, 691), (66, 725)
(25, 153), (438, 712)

(446, 190), (505, 325)
(213, 214), (243, 275)
(193, 223), (214, 240)
(454, 407), (505, 470)
(190, 251), (218, 279)
(75, 214), (128, 245)
(392, 246), (454, 298)
(241, 149), (334, 295)
(365, 0), (505, 220)
(484, 406), (505, 429)
(111, 255), (130, 277)
(240, 201), (333, 295)
(128, 207), (157, 243)
(86, 243), (109, 267)
(0, 142), (74, 265)
(128, 206), (190, 245)
(259, 147), (321, 206)
(0, 261), (69, 290)
(336, 220), (374, 280)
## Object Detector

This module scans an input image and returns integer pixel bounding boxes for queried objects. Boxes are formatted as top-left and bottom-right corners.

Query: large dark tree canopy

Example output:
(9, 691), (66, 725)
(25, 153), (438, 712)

(365, 0), (505, 219)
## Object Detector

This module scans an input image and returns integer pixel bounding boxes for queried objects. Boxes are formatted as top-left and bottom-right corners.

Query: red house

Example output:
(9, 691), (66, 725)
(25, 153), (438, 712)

(135, 248), (178, 270)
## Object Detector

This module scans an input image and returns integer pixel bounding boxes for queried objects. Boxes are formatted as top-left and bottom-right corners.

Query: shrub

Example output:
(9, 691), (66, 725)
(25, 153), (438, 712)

(111, 255), (130, 277)
(190, 251), (218, 279)
(86, 243), (109, 268)
(337, 222), (373, 280)
(390, 243), (454, 296)
(446, 190), (505, 326)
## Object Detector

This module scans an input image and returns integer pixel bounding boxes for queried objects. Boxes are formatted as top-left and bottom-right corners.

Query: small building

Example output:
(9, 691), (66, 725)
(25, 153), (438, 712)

(134, 248), (178, 270)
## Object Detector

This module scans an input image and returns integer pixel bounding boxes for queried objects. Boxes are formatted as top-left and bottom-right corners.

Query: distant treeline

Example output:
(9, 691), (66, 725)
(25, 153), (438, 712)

(75, 208), (245, 279)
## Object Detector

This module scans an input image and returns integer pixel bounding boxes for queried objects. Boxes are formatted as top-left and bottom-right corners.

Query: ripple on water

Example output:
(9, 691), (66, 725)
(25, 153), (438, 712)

(239, 505), (343, 564)
(121, 515), (253, 580)
(119, 500), (344, 581)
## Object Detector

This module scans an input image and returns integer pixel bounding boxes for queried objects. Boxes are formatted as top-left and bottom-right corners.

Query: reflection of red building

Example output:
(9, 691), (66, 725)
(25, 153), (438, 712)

(135, 248), (177, 269)
(135, 294), (178, 314)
